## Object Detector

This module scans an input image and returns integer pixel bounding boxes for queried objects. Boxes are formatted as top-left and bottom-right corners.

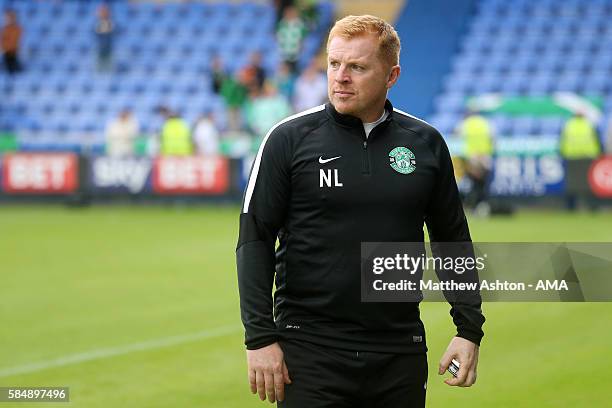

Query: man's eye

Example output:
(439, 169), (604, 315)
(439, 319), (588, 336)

(330, 61), (339, 68)
(352, 65), (363, 71)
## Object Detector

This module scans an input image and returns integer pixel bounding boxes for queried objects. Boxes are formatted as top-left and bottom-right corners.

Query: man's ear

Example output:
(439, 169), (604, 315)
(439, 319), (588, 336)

(387, 65), (401, 88)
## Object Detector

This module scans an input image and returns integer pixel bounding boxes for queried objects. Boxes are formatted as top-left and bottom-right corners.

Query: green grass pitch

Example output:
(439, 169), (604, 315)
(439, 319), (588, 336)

(0, 205), (610, 407)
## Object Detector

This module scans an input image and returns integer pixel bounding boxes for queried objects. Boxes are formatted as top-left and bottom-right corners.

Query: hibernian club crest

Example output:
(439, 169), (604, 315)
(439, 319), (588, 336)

(389, 147), (416, 174)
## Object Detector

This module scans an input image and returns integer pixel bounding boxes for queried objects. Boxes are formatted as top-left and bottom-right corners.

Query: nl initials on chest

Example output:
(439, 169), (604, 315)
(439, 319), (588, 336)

(319, 155), (344, 187)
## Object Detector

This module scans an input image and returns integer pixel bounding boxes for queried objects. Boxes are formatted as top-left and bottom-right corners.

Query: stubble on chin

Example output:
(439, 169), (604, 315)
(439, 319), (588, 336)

(331, 95), (355, 115)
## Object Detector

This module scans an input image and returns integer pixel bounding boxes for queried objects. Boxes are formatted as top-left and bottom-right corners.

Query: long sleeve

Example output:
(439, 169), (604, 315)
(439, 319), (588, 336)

(424, 132), (486, 346)
(236, 126), (292, 350)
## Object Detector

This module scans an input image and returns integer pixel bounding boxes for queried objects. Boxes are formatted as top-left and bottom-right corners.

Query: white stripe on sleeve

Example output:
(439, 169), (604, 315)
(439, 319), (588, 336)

(392, 107), (434, 128)
(242, 104), (326, 213)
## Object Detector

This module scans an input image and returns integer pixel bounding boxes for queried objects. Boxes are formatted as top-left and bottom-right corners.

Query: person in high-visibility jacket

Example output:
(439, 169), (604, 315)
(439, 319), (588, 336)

(458, 110), (494, 214)
(560, 113), (601, 211)
(159, 107), (193, 156)
(461, 112), (494, 158)
(559, 113), (601, 159)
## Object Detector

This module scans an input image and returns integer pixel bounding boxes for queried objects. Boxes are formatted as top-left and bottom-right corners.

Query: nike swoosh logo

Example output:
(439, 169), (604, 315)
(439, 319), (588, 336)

(319, 156), (341, 164)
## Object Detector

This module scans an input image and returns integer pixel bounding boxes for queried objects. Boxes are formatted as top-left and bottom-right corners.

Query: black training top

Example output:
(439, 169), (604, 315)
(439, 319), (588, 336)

(236, 99), (485, 353)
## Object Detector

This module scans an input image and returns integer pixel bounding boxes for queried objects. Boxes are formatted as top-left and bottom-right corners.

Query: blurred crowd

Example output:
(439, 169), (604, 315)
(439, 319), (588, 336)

(1, 1), (329, 157)
(3, 1), (612, 166)
(103, 51), (328, 158)
(456, 109), (612, 214)
(111, 1), (328, 158)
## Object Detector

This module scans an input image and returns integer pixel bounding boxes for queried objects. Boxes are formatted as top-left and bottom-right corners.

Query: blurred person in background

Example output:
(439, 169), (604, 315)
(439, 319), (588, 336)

(1, 9), (22, 74)
(95, 3), (114, 72)
(105, 109), (139, 157)
(559, 112), (601, 159)
(275, 61), (296, 102)
(276, 5), (307, 73)
(242, 51), (267, 94)
(220, 69), (249, 131)
(192, 111), (220, 156)
(244, 81), (292, 140)
(158, 107), (192, 156)
(296, 0), (320, 30)
(458, 109), (494, 215)
(292, 58), (327, 112)
(559, 112), (601, 210)
(274, 0), (294, 28)
(210, 55), (226, 94)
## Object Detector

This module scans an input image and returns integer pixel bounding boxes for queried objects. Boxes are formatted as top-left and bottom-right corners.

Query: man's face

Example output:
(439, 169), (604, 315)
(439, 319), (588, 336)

(327, 34), (399, 122)
(5, 11), (15, 24)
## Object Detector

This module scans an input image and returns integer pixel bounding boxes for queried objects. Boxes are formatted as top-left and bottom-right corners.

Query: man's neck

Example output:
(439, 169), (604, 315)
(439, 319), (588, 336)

(359, 98), (388, 123)
(362, 108), (386, 124)
(363, 108), (385, 123)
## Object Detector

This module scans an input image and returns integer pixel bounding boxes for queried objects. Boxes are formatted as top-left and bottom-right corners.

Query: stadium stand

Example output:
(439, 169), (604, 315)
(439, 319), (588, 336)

(0, 0), (334, 152)
(3, 0), (611, 149)
(429, 0), (612, 138)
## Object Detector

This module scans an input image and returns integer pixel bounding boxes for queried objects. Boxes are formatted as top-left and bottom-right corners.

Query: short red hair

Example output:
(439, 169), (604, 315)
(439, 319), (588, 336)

(327, 15), (401, 67)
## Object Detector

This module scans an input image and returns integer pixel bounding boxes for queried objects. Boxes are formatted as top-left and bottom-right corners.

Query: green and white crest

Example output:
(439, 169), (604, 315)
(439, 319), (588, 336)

(389, 147), (416, 174)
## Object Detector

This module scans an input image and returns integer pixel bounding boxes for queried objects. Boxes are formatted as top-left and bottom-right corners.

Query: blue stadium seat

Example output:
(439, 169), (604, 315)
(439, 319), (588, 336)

(580, 72), (610, 95)
(539, 117), (565, 136)
(555, 71), (582, 92)
(511, 35), (539, 54)
(429, 113), (460, 136)
(489, 115), (512, 136)
(532, 53), (562, 74)
(500, 73), (528, 95)
(451, 54), (482, 73)
(593, 52), (612, 71)
(560, 53), (590, 72)
(434, 93), (465, 115)
(472, 74), (502, 94)
(443, 72), (474, 94)
(511, 55), (537, 73)
(486, 52), (510, 73)
(528, 76), (553, 96)
(510, 117), (539, 136)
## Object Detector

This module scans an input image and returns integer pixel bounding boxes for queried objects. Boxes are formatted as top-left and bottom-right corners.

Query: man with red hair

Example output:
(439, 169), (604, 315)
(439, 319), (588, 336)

(1, 9), (22, 74)
(237, 15), (485, 407)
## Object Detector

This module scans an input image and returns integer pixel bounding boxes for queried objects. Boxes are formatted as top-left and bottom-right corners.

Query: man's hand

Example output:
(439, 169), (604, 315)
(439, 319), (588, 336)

(438, 336), (479, 387)
(247, 342), (292, 403)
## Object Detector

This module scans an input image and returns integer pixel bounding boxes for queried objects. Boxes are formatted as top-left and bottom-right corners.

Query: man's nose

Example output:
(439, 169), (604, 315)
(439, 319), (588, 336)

(335, 66), (350, 83)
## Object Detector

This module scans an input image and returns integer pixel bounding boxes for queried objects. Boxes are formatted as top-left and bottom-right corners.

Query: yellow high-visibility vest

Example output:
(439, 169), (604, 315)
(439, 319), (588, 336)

(559, 117), (601, 159)
(461, 115), (493, 157)
(161, 118), (192, 156)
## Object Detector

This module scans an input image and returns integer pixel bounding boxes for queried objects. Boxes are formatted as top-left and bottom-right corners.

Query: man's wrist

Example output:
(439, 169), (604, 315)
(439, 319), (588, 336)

(455, 331), (482, 347)
(245, 336), (279, 350)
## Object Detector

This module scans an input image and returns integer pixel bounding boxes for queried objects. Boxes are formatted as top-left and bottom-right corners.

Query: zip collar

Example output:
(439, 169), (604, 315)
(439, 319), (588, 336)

(325, 99), (395, 129)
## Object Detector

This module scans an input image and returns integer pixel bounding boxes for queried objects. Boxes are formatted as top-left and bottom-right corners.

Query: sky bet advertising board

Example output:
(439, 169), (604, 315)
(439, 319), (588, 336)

(1, 153), (79, 194)
(89, 157), (153, 194)
(152, 156), (229, 195)
(88, 156), (230, 195)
